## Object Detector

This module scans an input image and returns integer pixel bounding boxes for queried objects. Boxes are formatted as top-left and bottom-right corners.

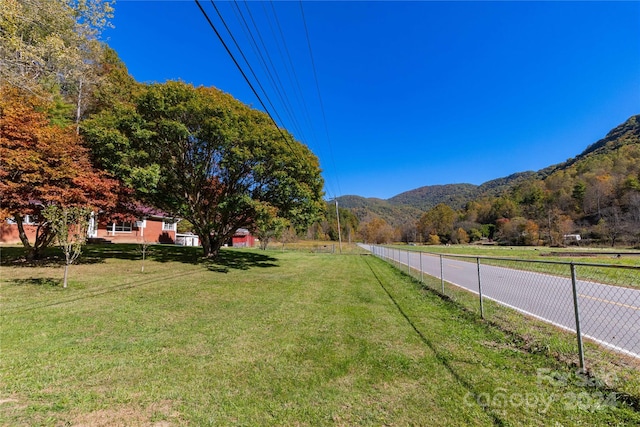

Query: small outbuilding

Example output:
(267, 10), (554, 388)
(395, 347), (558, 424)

(230, 228), (256, 248)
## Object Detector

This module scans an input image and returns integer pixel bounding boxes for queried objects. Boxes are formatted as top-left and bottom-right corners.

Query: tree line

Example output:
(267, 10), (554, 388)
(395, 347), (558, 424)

(0, 0), (324, 260)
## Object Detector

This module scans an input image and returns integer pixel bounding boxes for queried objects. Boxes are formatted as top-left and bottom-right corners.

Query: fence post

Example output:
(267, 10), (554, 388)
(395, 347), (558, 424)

(420, 251), (423, 284)
(407, 250), (410, 276)
(440, 254), (445, 294)
(570, 263), (586, 370)
(477, 257), (484, 319)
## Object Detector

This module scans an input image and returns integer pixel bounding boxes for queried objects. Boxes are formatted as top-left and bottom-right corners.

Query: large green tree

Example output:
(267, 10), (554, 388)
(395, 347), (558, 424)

(83, 81), (324, 257)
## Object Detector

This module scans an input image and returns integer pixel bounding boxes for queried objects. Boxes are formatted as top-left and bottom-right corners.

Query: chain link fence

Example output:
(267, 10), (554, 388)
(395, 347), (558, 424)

(362, 244), (640, 370)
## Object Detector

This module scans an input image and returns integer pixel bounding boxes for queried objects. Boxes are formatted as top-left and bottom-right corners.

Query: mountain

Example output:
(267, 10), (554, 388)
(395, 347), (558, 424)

(338, 115), (640, 230)
(338, 169), (543, 226)
(530, 115), (640, 179)
(388, 184), (478, 211)
(476, 171), (539, 196)
(337, 195), (423, 228)
(577, 115), (639, 158)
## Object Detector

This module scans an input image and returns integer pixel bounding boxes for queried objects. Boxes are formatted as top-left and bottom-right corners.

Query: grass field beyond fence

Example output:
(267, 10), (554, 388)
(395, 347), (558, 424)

(1, 244), (639, 425)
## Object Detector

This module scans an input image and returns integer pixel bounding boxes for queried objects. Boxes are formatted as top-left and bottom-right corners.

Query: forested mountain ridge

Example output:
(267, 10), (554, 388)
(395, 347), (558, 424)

(577, 114), (639, 159)
(339, 115), (640, 246)
(535, 114), (640, 178)
(476, 171), (540, 197)
(338, 171), (540, 220)
(388, 183), (478, 210)
(336, 195), (423, 228)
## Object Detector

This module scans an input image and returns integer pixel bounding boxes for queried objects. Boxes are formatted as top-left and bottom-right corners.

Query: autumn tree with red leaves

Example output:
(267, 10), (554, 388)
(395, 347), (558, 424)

(0, 86), (119, 260)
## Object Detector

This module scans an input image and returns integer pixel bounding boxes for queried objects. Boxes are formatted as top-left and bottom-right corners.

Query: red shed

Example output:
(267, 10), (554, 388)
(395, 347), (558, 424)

(231, 228), (255, 247)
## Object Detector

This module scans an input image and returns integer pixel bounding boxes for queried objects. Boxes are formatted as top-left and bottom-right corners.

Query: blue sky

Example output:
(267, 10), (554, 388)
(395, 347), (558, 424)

(104, 1), (640, 200)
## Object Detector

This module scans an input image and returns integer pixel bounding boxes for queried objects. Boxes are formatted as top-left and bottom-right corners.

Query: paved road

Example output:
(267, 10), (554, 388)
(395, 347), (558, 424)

(360, 244), (640, 358)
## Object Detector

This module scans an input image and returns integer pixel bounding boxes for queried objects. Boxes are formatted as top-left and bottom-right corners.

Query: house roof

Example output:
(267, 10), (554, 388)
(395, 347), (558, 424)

(134, 203), (178, 220)
(234, 228), (251, 236)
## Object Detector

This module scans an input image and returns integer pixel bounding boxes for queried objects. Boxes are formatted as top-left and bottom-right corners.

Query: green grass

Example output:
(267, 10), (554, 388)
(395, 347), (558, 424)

(403, 262), (640, 398)
(1, 244), (639, 425)
(264, 240), (368, 254)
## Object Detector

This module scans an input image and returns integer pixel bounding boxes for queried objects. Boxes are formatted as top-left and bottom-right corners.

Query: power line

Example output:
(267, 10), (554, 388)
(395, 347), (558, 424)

(195, 0), (342, 199)
(230, 0), (307, 144)
(194, 0), (294, 151)
(298, 0), (342, 198)
(265, 1), (338, 199)
(264, 1), (317, 143)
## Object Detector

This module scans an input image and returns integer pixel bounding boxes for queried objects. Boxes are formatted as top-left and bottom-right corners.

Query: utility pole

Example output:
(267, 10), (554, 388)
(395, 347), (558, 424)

(335, 199), (342, 254)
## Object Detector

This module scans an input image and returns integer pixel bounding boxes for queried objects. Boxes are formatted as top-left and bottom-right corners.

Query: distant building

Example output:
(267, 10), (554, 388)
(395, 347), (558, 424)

(230, 228), (256, 248)
(175, 232), (200, 247)
(563, 234), (582, 244)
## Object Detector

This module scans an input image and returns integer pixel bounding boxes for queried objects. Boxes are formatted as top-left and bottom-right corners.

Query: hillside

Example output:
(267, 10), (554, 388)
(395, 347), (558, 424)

(578, 115), (639, 159)
(339, 114), (640, 241)
(536, 115), (640, 177)
(338, 171), (542, 226)
(476, 171), (539, 196)
(388, 183), (478, 210)
(337, 195), (423, 228)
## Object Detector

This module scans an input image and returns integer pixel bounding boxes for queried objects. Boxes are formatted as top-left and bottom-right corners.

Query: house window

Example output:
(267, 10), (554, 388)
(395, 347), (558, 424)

(23, 215), (38, 224)
(6, 215), (38, 225)
(162, 220), (177, 232)
(108, 222), (133, 233)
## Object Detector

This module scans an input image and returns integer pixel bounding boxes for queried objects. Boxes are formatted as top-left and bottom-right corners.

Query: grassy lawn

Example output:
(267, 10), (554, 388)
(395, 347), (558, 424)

(1, 244), (639, 425)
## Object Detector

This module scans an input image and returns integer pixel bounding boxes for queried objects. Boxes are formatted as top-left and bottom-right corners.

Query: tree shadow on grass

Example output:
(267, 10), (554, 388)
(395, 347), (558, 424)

(206, 250), (279, 273)
(2, 244), (278, 272)
(85, 244), (279, 271)
(10, 277), (62, 287)
(0, 246), (65, 267)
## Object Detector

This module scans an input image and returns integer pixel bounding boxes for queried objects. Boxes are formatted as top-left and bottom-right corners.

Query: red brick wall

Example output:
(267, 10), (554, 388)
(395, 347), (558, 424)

(96, 219), (175, 244)
(0, 222), (37, 244)
(1, 219), (175, 244)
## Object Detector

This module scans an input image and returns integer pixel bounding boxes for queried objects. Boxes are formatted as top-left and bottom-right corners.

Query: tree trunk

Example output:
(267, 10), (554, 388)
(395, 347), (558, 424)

(63, 263), (69, 288)
(198, 231), (214, 258)
(260, 237), (270, 250)
(75, 78), (83, 135)
(33, 223), (56, 261)
(209, 235), (227, 258)
(15, 216), (54, 261)
(14, 215), (34, 259)
(196, 226), (236, 258)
